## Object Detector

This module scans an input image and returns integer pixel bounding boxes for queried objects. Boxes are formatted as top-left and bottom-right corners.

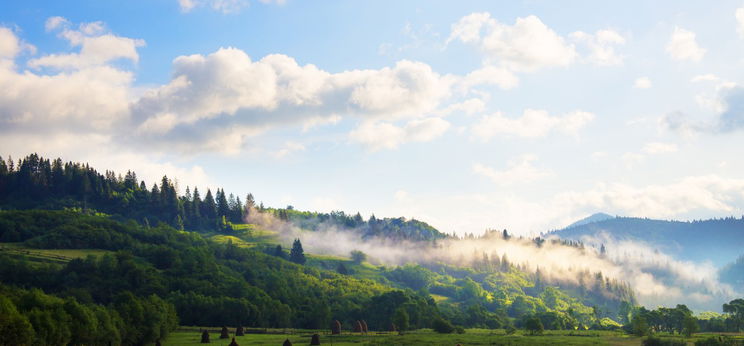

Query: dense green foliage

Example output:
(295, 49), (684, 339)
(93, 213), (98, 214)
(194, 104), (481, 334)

(0, 210), (448, 339)
(270, 207), (447, 241)
(0, 285), (176, 346)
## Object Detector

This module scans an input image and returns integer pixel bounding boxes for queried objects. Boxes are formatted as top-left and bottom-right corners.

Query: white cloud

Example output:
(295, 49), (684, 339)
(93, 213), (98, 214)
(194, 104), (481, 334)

(473, 155), (551, 186)
(274, 141), (306, 158)
(555, 175), (744, 219)
(471, 109), (594, 141)
(571, 29), (626, 66)
(643, 142), (678, 154)
(666, 27), (705, 62)
(634, 77), (652, 89)
(0, 27), (20, 59)
(0, 23), (135, 134)
(44, 16), (69, 32)
(178, 0), (284, 13)
(29, 17), (145, 69)
(349, 117), (450, 151)
(448, 13), (577, 73)
(691, 74), (719, 83)
(132, 49), (452, 152)
(736, 7), (744, 38)
(461, 65), (519, 90)
(437, 98), (486, 116)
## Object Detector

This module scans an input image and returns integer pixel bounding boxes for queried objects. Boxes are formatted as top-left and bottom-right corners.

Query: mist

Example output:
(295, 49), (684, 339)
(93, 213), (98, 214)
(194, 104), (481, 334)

(246, 209), (740, 312)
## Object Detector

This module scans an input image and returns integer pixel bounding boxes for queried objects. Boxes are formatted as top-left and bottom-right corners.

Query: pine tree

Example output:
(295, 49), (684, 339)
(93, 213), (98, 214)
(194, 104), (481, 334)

(216, 189), (229, 218)
(202, 189), (217, 221)
(273, 245), (286, 259)
(289, 239), (306, 264)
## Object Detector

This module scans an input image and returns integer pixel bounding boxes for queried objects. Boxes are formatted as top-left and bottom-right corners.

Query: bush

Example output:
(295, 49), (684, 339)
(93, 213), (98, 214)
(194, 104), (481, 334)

(524, 316), (544, 335)
(694, 336), (741, 346)
(642, 336), (686, 346)
(432, 317), (455, 333)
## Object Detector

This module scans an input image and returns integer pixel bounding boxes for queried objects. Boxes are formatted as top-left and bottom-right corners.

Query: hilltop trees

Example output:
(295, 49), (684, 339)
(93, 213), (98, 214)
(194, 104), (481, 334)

(0, 154), (252, 232)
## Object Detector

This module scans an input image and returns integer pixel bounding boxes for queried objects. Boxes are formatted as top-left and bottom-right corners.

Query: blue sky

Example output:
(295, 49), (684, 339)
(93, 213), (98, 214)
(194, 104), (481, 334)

(2, 0), (744, 235)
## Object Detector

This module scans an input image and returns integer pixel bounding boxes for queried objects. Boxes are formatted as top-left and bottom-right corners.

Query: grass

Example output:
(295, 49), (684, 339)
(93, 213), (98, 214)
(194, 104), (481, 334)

(158, 328), (645, 346)
(157, 328), (744, 346)
(0, 242), (111, 263)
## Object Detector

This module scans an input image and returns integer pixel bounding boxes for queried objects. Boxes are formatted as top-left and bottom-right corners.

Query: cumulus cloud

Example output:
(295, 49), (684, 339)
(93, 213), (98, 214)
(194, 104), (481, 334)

(0, 27), (21, 59)
(461, 65), (519, 90)
(570, 29), (626, 66)
(0, 21), (136, 135)
(666, 27), (705, 62)
(662, 84), (744, 134)
(131, 48), (452, 152)
(634, 77), (652, 89)
(437, 98), (486, 116)
(448, 13), (577, 72)
(473, 155), (551, 186)
(29, 17), (145, 70)
(349, 117), (450, 151)
(471, 109), (594, 141)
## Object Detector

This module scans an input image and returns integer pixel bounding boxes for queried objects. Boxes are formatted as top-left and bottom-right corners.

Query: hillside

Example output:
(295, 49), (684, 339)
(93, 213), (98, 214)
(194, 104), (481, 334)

(0, 154), (639, 345)
(552, 216), (744, 266)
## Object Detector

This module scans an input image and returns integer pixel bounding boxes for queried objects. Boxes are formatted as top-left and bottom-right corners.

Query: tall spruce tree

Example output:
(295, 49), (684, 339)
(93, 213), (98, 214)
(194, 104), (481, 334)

(202, 189), (217, 220)
(289, 239), (306, 264)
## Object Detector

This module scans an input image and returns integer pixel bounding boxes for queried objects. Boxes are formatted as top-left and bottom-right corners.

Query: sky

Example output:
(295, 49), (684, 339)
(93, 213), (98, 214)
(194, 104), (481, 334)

(2, 0), (744, 236)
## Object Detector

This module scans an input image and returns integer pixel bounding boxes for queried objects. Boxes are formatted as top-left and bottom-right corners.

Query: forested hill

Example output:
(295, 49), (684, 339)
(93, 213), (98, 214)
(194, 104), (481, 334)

(0, 153), (640, 345)
(0, 153), (446, 242)
(552, 216), (744, 266)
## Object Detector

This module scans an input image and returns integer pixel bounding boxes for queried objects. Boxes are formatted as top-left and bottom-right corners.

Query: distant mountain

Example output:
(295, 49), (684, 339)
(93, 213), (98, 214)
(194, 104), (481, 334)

(552, 216), (744, 266)
(720, 255), (744, 287)
(564, 212), (615, 229)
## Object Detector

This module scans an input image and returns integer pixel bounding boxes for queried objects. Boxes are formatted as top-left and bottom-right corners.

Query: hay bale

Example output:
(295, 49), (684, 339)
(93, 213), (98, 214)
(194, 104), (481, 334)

(361, 320), (368, 333)
(310, 333), (321, 345)
(228, 337), (239, 346)
(236, 326), (244, 336)
(200, 330), (210, 343)
(282, 338), (292, 346)
(220, 326), (229, 339)
(353, 320), (362, 333)
(331, 320), (341, 335)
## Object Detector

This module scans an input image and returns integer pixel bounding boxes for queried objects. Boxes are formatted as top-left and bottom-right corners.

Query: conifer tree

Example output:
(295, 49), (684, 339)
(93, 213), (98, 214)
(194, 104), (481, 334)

(289, 239), (306, 264)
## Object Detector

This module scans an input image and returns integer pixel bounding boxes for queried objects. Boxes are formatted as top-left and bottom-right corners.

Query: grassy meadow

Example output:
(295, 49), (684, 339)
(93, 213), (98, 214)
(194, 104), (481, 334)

(156, 328), (744, 346)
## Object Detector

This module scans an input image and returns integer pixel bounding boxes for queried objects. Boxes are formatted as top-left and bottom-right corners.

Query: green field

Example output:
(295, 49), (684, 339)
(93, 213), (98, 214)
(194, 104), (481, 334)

(0, 242), (111, 263)
(157, 328), (744, 346)
(157, 328), (720, 346)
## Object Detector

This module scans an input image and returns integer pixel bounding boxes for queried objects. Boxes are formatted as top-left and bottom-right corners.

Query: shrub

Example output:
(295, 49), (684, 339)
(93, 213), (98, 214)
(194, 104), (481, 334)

(524, 316), (544, 335)
(432, 317), (455, 334)
(642, 336), (686, 346)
